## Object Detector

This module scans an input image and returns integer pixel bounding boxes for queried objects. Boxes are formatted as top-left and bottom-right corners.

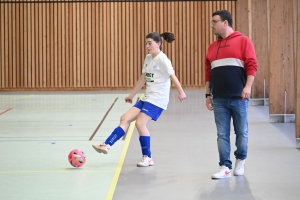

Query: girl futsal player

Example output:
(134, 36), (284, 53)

(92, 32), (186, 167)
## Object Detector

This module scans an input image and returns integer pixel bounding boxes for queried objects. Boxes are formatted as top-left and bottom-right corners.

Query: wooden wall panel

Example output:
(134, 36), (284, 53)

(296, 0), (300, 138)
(0, 1), (236, 90)
(269, 0), (295, 114)
(4, 4), (8, 87)
(0, 4), (4, 87)
(236, 0), (270, 98)
(251, 0), (269, 98)
(236, 0), (298, 117)
(236, 0), (250, 36)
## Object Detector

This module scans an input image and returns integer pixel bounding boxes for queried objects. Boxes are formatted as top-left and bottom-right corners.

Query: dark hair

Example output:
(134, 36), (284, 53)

(212, 10), (233, 27)
(146, 32), (175, 50)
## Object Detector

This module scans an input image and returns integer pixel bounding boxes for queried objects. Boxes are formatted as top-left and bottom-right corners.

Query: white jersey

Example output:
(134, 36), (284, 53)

(141, 52), (175, 110)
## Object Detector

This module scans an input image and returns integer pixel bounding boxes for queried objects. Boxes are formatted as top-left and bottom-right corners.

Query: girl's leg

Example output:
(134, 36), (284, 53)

(104, 106), (141, 146)
(93, 106), (141, 154)
(135, 112), (152, 158)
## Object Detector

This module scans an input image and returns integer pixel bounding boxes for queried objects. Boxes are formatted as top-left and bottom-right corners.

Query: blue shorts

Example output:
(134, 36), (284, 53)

(133, 100), (164, 121)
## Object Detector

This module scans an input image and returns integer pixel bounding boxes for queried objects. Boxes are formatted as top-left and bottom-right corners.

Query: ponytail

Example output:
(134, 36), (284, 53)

(160, 32), (175, 43)
(146, 31), (175, 51)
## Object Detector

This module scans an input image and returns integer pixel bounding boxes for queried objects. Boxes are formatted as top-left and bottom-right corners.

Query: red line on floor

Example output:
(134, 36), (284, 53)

(0, 108), (12, 115)
(89, 98), (118, 141)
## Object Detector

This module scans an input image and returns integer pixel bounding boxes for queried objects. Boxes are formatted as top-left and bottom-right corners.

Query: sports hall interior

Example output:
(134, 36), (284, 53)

(1, 0), (300, 200)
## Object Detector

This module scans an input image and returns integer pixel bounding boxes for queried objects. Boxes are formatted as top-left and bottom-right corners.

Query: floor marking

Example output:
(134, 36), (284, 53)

(106, 94), (144, 200)
(1, 95), (34, 101)
(0, 108), (12, 115)
(89, 97), (118, 141)
(0, 170), (114, 174)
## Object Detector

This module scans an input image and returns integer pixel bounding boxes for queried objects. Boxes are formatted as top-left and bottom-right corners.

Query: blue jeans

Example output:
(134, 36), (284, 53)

(213, 97), (249, 169)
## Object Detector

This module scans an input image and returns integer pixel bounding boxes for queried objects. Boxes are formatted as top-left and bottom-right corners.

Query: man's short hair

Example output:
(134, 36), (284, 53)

(212, 10), (233, 27)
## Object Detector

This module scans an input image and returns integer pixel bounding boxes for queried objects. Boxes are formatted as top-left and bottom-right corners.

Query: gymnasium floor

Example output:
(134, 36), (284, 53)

(0, 89), (299, 200)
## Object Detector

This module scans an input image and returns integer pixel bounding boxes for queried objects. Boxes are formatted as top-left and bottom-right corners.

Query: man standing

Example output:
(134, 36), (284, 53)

(205, 10), (258, 179)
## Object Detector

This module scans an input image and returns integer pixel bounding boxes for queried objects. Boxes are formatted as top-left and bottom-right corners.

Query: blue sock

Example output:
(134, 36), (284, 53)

(139, 136), (151, 158)
(105, 126), (125, 146)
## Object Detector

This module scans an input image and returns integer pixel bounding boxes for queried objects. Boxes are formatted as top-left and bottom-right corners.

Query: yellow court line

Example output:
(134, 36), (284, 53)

(106, 118), (136, 200)
(0, 170), (114, 174)
(106, 94), (143, 200)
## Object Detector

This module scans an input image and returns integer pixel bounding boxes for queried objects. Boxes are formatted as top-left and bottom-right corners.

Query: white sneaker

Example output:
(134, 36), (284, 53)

(234, 159), (245, 176)
(137, 156), (154, 167)
(211, 165), (232, 179)
(92, 143), (110, 154)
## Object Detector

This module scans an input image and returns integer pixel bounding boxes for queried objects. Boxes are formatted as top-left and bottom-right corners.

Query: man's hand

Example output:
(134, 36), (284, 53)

(206, 96), (213, 111)
(242, 85), (252, 99)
